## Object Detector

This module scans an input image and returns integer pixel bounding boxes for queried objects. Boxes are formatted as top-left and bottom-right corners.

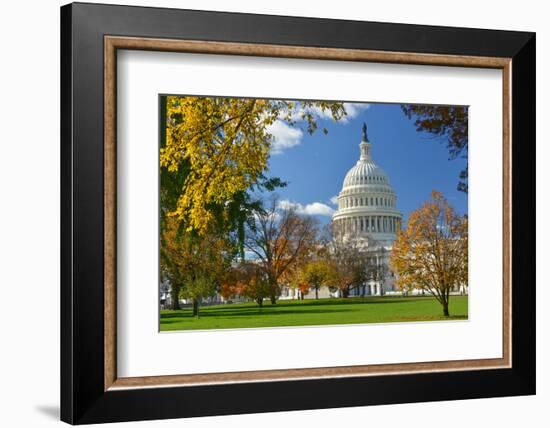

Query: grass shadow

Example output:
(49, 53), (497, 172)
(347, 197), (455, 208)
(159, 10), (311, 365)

(161, 306), (356, 321)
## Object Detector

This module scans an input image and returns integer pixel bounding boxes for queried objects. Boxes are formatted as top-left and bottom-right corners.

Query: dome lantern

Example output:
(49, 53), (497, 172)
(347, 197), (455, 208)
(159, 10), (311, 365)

(359, 122), (372, 161)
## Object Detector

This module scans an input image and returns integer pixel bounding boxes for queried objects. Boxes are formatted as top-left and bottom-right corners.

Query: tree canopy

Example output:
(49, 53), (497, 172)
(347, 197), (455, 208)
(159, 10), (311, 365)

(161, 96), (346, 234)
(390, 190), (468, 316)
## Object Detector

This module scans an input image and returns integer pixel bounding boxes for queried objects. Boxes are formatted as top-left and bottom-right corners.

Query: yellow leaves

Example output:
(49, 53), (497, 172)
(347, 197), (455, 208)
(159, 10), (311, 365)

(162, 96), (271, 233)
(161, 96), (346, 235)
(299, 259), (338, 288)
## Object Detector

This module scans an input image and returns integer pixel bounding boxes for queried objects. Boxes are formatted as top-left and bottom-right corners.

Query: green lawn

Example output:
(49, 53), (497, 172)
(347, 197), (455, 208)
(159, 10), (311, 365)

(160, 295), (468, 331)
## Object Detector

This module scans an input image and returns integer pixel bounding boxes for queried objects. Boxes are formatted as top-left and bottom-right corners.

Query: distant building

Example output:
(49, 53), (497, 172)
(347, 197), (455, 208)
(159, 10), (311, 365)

(331, 122), (402, 295)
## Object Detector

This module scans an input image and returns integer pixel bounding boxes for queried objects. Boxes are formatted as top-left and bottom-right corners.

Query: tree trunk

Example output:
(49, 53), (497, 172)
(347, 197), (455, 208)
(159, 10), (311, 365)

(315, 286), (319, 299)
(442, 300), (450, 317)
(171, 285), (181, 310)
(192, 298), (199, 317)
(257, 298), (263, 307)
(342, 288), (349, 298)
(269, 280), (278, 304)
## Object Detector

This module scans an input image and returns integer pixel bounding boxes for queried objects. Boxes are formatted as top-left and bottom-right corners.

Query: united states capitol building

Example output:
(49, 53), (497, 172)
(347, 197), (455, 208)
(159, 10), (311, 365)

(332, 123), (402, 295)
(281, 123), (403, 299)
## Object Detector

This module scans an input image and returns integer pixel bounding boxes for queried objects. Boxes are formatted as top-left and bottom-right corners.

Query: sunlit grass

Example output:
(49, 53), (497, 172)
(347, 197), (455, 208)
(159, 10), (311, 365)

(160, 295), (468, 331)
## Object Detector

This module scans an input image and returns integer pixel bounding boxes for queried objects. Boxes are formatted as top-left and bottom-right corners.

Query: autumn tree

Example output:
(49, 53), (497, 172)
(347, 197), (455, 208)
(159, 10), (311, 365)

(329, 235), (369, 298)
(401, 105), (468, 193)
(239, 262), (271, 307)
(244, 197), (319, 304)
(221, 262), (272, 307)
(390, 191), (468, 316)
(160, 218), (234, 317)
(320, 223), (374, 298)
(298, 259), (338, 299)
(161, 96), (347, 235)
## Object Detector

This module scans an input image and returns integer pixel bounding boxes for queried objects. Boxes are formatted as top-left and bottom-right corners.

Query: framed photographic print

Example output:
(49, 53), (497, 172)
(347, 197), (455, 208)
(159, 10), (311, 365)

(60, 2), (536, 424)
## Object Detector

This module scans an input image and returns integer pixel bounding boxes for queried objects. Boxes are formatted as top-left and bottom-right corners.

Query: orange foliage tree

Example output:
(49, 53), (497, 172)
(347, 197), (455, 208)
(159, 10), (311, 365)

(220, 262), (271, 307)
(244, 197), (319, 304)
(390, 191), (468, 316)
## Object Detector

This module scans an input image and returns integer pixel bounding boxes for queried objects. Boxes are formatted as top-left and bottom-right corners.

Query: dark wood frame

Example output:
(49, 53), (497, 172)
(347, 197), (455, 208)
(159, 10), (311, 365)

(61, 2), (536, 424)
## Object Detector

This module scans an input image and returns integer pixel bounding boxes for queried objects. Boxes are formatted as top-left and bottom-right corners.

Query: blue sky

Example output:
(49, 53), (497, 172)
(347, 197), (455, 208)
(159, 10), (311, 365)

(266, 102), (467, 225)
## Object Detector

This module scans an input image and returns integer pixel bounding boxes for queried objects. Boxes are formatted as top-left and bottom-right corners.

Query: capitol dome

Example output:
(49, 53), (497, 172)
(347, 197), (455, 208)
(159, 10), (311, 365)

(342, 157), (389, 188)
(332, 123), (402, 246)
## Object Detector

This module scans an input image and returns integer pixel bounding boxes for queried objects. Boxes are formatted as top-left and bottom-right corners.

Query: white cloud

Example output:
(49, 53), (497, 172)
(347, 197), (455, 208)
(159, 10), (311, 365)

(267, 120), (304, 155)
(330, 195), (339, 205)
(267, 102), (370, 155)
(302, 202), (336, 216)
(278, 199), (335, 217)
(342, 102), (370, 122)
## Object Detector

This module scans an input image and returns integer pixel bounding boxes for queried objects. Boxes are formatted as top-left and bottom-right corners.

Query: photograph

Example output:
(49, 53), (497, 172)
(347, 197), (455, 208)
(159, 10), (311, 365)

(158, 95), (469, 331)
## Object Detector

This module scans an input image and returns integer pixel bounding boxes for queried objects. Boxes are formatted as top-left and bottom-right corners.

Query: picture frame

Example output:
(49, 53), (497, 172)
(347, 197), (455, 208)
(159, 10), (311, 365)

(60, 2), (535, 424)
